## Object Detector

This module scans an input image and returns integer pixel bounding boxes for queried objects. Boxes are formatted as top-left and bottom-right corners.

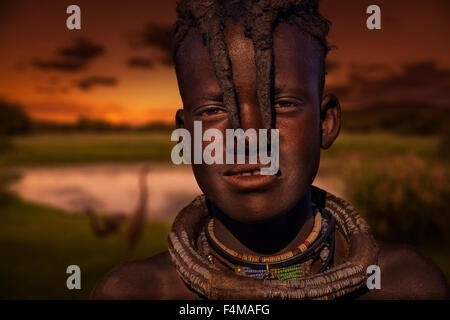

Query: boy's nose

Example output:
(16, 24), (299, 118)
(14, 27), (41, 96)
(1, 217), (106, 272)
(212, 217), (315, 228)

(238, 99), (264, 131)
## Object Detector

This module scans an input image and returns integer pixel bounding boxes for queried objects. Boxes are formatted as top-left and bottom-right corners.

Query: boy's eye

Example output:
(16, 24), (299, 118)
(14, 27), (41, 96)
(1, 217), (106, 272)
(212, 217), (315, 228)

(202, 108), (225, 116)
(195, 106), (227, 119)
(274, 100), (302, 109)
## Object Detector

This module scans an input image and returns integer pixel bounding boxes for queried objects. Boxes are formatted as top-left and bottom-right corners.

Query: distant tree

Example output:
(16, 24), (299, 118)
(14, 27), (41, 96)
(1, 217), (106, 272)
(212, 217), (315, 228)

(438, 126), (450, 160)
(0, 100), (31, 135)
(75, 116), (113, 132)
(0, 135), (11, 154)
(138, 121), (174, 133)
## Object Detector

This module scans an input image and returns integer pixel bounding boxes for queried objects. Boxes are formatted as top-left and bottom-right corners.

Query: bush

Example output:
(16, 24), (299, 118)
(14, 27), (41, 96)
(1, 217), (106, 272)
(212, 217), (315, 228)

(0, 135), (11, 153)
(342, 103), (450, 135)
(438, 127), (450, 160)
(0, 100), (31, 135)
(344, 155), (450, 247)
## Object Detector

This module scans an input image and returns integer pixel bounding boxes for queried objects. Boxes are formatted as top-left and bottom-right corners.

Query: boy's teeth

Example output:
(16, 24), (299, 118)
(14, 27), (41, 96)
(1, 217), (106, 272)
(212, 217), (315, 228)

(238, 169), (261, 176)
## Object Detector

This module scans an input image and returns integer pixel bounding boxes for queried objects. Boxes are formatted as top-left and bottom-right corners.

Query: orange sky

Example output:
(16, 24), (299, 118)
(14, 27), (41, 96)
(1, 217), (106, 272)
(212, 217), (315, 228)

(0, 0), (449, 125)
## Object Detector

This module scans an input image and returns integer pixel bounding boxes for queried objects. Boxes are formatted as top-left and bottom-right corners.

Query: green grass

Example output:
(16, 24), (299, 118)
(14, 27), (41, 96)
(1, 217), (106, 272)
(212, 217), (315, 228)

(1, 189), (447, 300)
(0, 133), (175, 166)
(327, 132), (439, 158)
(0, 190), (170, 299)
(0, 131), (440, 167)
(0, 131), (448, 298)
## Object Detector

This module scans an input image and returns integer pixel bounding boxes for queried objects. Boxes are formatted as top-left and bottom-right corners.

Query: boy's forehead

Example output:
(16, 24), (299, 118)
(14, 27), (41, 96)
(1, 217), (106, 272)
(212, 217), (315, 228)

(175, 29), (220, 101)
(175, 22), (322, 105)
(273, 23), (323, 95)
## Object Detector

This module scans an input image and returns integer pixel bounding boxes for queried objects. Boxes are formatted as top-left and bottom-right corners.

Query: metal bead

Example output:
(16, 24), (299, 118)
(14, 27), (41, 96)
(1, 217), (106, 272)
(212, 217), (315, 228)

(235, 266), (243, 274)
(320, 246), (330, 262)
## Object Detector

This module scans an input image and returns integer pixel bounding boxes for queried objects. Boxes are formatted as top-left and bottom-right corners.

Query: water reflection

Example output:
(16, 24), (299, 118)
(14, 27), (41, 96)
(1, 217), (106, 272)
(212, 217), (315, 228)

(9, 163), (201, 222)
(9, 162), (343, 223)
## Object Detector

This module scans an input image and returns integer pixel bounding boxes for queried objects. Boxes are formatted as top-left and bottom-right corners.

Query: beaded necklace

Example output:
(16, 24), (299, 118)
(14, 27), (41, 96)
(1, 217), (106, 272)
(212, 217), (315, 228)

(202, 204), (335, 280)
(204, 204), (335, 269)
(168, 187), (379, 300)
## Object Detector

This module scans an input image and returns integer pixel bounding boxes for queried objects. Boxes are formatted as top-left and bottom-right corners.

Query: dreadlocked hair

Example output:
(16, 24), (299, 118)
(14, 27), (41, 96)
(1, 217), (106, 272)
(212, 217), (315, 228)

(173, 0), (330, 129)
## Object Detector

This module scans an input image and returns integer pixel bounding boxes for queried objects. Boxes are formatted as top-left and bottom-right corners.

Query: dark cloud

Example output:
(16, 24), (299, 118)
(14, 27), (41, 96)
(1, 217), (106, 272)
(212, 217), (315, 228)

(137, 23), (172, 52)
(57, 38), (105, 61)
(76, 76), (118, 91)
(349, 63), (392, 76)
(327, 60), (450, 107)
(33, 38), (105, 72)
(32, 59), (85, 72)
(349, 60), (450, 92)
(131, 23), (173, 67)
(127, 57), (154, 69)
(386, 61), (449, 88)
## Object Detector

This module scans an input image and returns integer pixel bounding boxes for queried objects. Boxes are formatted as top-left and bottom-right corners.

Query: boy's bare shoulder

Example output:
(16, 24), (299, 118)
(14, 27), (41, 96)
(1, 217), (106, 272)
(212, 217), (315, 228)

(358, 243), (450, 300)
(90, 246), (449, 300)
(90, 251), (201, 300)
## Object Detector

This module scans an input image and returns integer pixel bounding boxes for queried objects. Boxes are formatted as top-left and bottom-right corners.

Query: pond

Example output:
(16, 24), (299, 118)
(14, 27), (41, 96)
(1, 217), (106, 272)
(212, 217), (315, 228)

(9, 163), (201, 222)
(9, 162), (343, 223)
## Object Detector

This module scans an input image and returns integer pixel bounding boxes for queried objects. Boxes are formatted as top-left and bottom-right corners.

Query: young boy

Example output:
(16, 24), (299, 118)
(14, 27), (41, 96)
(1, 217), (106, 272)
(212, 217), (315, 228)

(91, 0), (449, 299)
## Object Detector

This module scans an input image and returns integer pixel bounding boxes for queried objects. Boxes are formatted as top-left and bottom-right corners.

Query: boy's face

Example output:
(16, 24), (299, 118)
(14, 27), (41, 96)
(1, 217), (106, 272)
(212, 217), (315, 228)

(175, 22), (339, 223)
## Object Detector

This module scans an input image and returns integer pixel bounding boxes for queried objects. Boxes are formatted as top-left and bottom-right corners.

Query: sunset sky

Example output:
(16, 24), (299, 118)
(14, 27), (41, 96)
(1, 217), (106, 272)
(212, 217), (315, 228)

(0, 0), (449, 125)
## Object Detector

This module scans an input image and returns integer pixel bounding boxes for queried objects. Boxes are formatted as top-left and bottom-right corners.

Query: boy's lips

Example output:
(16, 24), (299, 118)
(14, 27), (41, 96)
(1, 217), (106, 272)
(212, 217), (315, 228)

(222, 165), (279, 191)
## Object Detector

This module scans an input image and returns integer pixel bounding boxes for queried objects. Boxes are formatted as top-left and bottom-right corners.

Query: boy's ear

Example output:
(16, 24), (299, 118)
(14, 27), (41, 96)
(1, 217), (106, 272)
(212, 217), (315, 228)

(320, 94), (341, 149)
(175, 109), (185, 129)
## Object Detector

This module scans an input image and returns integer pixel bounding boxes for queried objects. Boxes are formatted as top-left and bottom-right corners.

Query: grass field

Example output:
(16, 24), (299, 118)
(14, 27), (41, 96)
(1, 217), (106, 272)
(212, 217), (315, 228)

(0, 190), (170, 299)
(0, 133), (175, 166)
(0, 131), (448, 298)
(0, 131), (440, 167)
(327, 132), (438, 158)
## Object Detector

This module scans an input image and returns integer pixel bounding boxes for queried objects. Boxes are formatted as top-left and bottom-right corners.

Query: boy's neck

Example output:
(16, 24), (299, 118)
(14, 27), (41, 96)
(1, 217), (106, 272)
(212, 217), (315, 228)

(210, 188), (314, 256)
